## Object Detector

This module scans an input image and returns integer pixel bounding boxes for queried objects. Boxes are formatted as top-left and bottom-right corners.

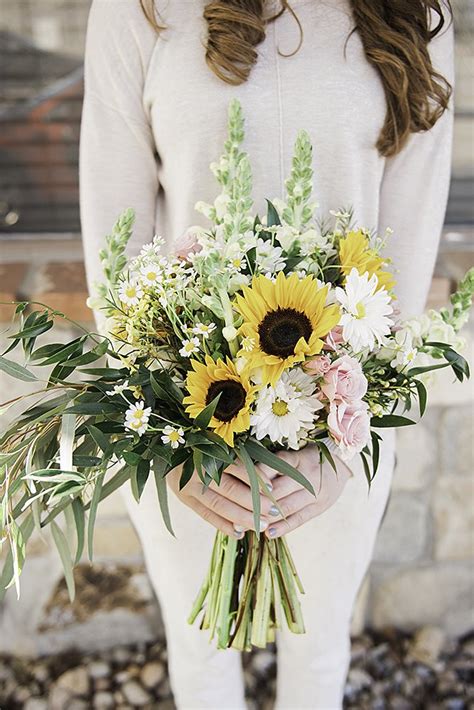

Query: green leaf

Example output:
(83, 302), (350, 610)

(237, 444), (261, 534)
(51, 520), (75, 601)
(371, 431), (381, 478)
(62, 340), (108, 367)
(193, 393), (221, 429)
(371, 415), (416, 428)
(31, 337), (86, 365)
(9, 318), (53, 340)
(315, 441), (337, 475)
(67, 402), (119, 415)
(179, 457), (194, 490)
(0, 356), (38, 382)
(71, 498), (86, 564)
(266, 199), (281, 227)
(153, 458), (175, 537)
(87, 471), (104, 561)
(130, 459), (150, 502)
(87, 424), (109, 453)
(406, 362), (450, 377)
(245, 439), (315, 496)
(414, 380), (428, 417)
(0, 514), (35, 600)
(359, 451), (372, 490)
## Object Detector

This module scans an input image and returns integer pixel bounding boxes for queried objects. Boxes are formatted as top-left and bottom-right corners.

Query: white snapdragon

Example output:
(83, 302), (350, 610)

(255, 238), (285, 274)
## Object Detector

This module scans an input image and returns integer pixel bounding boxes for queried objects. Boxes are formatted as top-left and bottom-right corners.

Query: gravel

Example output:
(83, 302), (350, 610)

(0, 628), (472, 709)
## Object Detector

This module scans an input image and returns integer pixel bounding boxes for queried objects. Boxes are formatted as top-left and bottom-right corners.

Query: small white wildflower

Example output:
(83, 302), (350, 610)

(106, 380), (129, 396)
(140, 263), (161, 286)
(193, 322), (216, 338)
(161, 425), (185, 449)
(179, 337), (200, 357)
(118, 280), (144, 307)
(241, 336), (255, 352)
(124, 401), (152, 437)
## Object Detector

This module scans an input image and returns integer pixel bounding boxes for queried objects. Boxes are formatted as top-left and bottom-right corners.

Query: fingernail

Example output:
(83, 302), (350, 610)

(269, 505), (279, 516)
(234, 524), (245, 533)
(265, 482), (273, 492)
(259, 519), (268, 532)
(267, 527), (277, 538)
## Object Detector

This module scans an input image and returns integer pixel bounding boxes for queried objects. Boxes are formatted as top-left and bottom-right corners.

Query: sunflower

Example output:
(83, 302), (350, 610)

(234, 272), (341, 386)
(183, 356), (257, 446)
(339, 229), (395, 292)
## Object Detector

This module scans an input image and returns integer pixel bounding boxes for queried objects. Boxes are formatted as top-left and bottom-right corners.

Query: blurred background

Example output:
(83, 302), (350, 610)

(0, 1), (473, 709)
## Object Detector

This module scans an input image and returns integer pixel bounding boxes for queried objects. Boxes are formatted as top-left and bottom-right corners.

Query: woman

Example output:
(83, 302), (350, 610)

(79, 1), (454, 708)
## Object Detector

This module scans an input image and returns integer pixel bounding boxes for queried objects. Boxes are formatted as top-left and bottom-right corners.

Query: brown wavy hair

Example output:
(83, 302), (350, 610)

(139, 0), (452, 157)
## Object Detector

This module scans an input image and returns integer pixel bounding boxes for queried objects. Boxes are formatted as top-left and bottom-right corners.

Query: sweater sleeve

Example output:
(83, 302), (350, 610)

(79, 0), (159, 298)
(378, 18), (455, 320)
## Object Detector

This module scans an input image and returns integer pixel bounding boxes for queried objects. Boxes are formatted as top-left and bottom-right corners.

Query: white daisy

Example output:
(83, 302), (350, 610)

(125, 401), (152, 436)
(179, 337), (200, 358)
(336, 268), (393, 353)
(161, 425), (185, 449)
(118, 280), (144, 307)
(250, 369), (324, 449)
(140, 263), (162, 287)
(192, 322), (216, 338)
(106, 380), (129, 396)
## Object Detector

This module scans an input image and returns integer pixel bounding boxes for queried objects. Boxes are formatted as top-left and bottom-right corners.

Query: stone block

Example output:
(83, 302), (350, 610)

(433, 476), (474, 560)
(440, 405), (474, 477)
(392, 424), (435, 491)
(371, 564), (474, 636)
(0, 262), (28, 322)
(31, 262), (92, 323)
(373, 494), (429, 564)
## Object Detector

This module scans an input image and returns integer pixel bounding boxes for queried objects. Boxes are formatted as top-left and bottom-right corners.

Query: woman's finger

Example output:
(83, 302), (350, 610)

(195, 487), (269, 532)
(266, 488), (317, 522)
(264, 502), (322, 539)
(208, 473), (277, 517)
(225, 461), (275, 493)
(187, 497), (245, 538)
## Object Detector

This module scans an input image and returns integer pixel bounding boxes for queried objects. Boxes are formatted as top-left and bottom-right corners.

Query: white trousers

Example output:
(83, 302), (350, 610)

(121, 430), (395, 710)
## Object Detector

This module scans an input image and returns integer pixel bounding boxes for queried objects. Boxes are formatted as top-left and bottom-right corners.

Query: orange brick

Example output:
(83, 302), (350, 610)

(32, 262), (93, 323)
(0, 262), (28, 322)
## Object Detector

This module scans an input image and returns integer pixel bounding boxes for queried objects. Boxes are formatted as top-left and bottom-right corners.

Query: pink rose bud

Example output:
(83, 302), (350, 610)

(323, 326), (344, 352)
(327, 400), (371, 460)
(321, 355), (368, 403)
(304, 354), (332, 376)
(173, 227), (203, 259)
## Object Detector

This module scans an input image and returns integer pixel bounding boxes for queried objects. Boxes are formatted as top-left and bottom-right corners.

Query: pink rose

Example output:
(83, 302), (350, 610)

(321, 355), (368, 403)
(173, 227), (203, 259)
(327, 400), (371, 460)
(323, 326), (344, 352)
(304, 354), (332, 376)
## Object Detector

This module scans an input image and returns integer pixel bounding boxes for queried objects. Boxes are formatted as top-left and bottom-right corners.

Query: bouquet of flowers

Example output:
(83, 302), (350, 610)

(1, 100), (472, 651)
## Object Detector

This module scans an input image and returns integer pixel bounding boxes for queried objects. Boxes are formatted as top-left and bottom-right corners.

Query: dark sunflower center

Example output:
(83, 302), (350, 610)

(206, 379), (247, 423)
(258, 308), (313, 358)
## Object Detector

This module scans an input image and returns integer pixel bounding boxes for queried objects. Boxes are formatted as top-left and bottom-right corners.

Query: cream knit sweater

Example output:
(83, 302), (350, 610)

(80, 0), (454, 321)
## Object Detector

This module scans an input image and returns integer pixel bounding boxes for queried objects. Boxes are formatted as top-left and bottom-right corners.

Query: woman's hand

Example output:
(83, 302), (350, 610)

(260, 447), (353, 539)
(167, 461), (276, 538)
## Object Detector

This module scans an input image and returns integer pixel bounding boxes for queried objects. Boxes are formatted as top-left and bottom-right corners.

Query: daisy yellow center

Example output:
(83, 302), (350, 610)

(146, 271), (157, 280)
(126, 286), (137, 298)
(258, 308), (313, 359)
(132, 411), (144, 420)
(206, 379), (247, 423)
(184, 342), (196, 352)
(272, 399), (289, 417)
(356, 302), (366, 319)
(168, 431), (181, 442)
